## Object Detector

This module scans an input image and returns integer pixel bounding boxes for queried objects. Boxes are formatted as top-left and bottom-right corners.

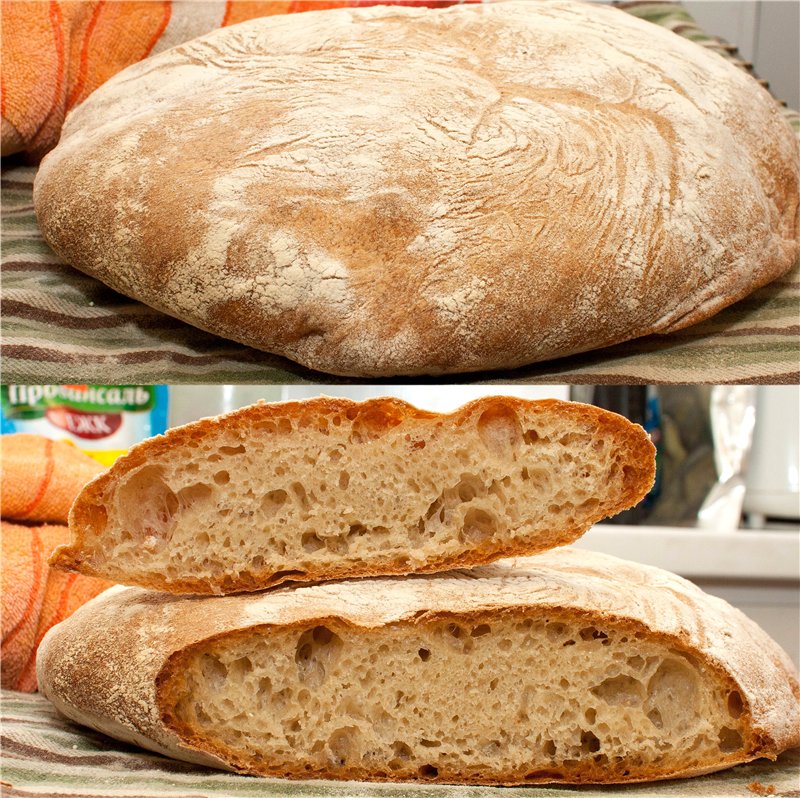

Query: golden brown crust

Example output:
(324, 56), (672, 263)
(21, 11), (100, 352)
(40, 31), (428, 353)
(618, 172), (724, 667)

(52, 396), (655, 593)
(37, 550), (800, 784)
(32, 1), (800, 377)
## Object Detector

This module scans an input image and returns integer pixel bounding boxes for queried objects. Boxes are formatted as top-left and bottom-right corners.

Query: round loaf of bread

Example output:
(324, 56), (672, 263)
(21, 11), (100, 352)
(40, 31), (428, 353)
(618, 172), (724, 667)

(37, 549), (800, 784)
(33, 0), (800, 377)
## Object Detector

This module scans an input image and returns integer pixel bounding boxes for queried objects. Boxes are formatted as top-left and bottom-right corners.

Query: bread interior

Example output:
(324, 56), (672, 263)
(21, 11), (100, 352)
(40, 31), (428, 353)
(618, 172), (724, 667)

(75, 401), (648, 591)
(162, 610), (747, 783)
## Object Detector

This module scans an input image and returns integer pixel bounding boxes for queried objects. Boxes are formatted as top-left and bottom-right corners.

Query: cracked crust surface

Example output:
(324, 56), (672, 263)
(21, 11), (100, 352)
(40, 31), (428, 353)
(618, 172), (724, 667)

(36, 549), (800, 784)
(33, 1), (799, 377)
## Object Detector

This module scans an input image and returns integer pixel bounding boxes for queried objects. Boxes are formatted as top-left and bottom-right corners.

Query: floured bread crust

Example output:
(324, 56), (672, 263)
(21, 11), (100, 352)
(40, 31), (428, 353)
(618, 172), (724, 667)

(37, 549), (800, 784)
(52, 396), (654, 594)
(33, 1), (799, 377)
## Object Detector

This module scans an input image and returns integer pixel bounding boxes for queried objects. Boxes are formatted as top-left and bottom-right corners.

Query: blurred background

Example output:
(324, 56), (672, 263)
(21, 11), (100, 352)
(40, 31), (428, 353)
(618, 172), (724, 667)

(684, 0), (799, 109)
(2, 383), (798, 668)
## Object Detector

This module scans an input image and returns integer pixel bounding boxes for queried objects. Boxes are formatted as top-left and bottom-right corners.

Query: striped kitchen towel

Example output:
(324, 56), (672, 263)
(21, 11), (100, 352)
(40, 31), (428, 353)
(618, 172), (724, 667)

(2, 689), (800, 796)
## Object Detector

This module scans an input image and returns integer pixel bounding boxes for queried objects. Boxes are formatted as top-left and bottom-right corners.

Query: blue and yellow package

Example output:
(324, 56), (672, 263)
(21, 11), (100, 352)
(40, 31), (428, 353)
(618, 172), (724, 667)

(1, 385), (168, 467)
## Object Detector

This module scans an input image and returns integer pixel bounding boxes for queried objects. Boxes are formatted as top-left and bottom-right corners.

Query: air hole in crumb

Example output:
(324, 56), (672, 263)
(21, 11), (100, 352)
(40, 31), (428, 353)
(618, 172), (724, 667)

(325, 534), (349, 554)
(213, 470), (230, 485)
(116, 466), (182, 547)
(580, 730), (601, 754)
(301, 532), (324, 553)
(347, 523), (368, 539)
(276, 418), (292, 434)
(349, 407), (403, 443)
(446, 623), (464, 639)
(454, 474), (483, 503)
(229, 656), (252, 679)
(199, 653), (227, 689)
(339, 471), (350, 490)
(523, 429), (539, 444)
(262, 489), (288, 518)
(647, 659), (699, 722)
(591, 674), (644, 707)
(647, 708), (663, 729)
(420, 739), (440, 747)
(559, 432), (590, 446)
(546, 623), (566, 641)
(471, 624), (491, 637)
(298, 413), (327, 433)
(718, 727), (743, 753)
(579, 626), (608, 641)
(418, 764), (438, 778)
(219, 444), (246, 456)
(727, 690), (743, 719)
(295, 626), (343, 688)
(176, 477), (210, 508)
(392, 741), (412, 760)
(460, 508), (496, 545)
(476, 404), (522, 454)
(291, 482), (311, 512)
(584, 708), (596, 724)
(328, 727), (358, 766)
(257, 676), (271, 697)
(543, 739), (556, 757)
(418, 648), (431, 662)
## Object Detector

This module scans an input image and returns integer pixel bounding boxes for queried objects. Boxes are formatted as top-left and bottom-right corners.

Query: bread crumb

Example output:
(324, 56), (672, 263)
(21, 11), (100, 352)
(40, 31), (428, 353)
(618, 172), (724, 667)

(747, 782), (776, 795)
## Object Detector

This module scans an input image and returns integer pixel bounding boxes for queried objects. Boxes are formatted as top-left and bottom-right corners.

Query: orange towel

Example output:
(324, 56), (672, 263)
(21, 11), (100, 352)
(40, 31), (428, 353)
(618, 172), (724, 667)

(0, 434), (104, 523)
(1, 0), (478, 160)
(1, 435), (112, 691)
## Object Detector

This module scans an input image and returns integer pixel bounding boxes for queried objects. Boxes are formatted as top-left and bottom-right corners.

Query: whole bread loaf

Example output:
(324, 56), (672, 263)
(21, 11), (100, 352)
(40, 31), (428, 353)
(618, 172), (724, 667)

(51, 396), (654, 594)
(37, 548), (800, 784)
(33, 1), (799, 377)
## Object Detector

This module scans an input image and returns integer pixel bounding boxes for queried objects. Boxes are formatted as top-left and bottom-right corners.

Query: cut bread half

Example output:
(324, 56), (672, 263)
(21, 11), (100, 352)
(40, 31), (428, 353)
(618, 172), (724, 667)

(36, 549), (800, 784)
(52, 396), (654, 594)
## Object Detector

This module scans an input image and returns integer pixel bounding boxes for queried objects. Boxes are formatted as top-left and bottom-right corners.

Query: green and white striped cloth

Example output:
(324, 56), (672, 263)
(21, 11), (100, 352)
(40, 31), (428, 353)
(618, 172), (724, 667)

(1, 1), (799, 385)
(2, 690), (799, 797)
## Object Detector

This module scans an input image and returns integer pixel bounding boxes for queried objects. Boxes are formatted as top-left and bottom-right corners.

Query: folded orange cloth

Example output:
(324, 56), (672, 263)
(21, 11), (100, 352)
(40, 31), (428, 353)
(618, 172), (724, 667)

(0, 434), (104, 523)
(1, 0), (476, 160)
(1, 521), (112, 691)
(1, 435), (112, 691)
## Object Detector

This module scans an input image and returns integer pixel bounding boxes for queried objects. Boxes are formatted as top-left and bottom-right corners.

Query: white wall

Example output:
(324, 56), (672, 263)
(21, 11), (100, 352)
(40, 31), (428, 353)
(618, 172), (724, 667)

(684, 0), (800, 109)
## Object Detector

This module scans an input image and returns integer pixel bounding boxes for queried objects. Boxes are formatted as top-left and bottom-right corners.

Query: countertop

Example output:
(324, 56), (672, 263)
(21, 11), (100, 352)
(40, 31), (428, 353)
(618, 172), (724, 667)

(575, 525), (800, 581)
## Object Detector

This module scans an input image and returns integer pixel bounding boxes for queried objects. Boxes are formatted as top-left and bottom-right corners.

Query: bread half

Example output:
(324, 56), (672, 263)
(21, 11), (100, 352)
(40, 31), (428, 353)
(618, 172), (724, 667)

(51, 397), (654, 594)
(37, 548), (800, 784)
